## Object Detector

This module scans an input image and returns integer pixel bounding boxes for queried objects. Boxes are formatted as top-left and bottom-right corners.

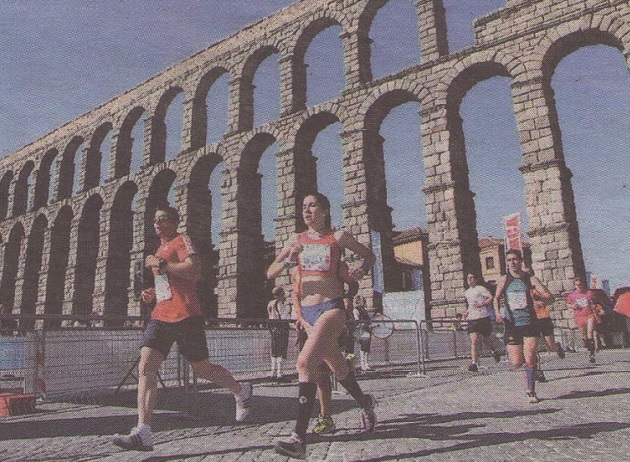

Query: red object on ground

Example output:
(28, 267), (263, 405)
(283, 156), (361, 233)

(0, 392), (36, 416)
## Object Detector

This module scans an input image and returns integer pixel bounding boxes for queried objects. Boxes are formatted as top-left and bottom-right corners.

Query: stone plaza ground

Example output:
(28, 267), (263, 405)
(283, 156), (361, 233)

(1, 348), (629, 461)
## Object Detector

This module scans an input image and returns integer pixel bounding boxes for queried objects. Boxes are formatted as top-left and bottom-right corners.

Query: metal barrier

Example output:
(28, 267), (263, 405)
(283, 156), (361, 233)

(0, 314), (431, 402)
(4, 314), (586, 406)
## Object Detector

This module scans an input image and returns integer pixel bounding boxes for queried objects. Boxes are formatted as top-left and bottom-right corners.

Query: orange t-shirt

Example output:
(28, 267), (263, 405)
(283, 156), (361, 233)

(150, 233), (202, 323)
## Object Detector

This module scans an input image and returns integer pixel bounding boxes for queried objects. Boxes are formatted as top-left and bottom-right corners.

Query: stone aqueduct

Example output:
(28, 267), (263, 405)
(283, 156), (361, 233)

(0, 0), (628, 326)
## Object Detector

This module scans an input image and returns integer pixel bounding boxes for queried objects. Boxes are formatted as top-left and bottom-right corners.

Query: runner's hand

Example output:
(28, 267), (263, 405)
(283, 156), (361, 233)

(142, 288), (156, 303)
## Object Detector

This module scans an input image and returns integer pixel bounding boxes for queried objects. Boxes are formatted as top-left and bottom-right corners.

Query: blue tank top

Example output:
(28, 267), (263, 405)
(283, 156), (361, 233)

(502, 274), (534, 327)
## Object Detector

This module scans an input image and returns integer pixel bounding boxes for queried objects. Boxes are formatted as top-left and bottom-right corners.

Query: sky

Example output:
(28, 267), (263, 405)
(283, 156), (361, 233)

(1, 0), (628, 289)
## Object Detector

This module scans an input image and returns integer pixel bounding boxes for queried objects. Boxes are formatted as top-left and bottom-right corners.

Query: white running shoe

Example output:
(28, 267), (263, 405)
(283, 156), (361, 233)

(112, 427), (153, 451)
(235, 382), (253, 422)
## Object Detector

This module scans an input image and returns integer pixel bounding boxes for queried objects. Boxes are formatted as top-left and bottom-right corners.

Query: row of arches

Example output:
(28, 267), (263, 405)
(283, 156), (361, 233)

(0, 2), (627, 321)
(0, 0), (433, 221)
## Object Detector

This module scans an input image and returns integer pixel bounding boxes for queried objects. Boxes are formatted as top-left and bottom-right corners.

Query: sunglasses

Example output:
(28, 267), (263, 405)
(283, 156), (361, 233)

(154, 216), (173, 224)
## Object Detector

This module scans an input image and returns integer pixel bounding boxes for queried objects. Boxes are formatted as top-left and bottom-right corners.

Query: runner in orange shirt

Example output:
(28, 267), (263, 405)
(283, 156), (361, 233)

(112, 206), (252, 451)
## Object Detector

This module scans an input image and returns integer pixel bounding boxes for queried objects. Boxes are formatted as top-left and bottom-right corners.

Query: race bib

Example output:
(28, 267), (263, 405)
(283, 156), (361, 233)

(506, 291), (528, 310)
(155, 272), (173, 302)
(576, 297), (588, 308)
(300, 243), (331, 272)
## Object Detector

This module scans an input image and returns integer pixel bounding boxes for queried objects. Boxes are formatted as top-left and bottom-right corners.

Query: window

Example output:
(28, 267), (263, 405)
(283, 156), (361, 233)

(486, 256), (495, 270)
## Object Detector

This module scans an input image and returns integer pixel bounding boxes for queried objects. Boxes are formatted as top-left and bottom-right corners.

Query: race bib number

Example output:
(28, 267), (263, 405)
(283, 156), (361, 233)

(155, 272), (173, 302)
(506, 291), (528, 310)
(576, 297), (588, 308)
(300, 243), (331, 272)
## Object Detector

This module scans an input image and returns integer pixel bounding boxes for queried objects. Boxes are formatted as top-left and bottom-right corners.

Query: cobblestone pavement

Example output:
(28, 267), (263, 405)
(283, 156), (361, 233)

(1, 349), (629, 461)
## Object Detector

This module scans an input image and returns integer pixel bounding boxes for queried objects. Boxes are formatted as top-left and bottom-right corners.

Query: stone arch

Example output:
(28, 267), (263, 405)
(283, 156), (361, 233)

(45, 205), (73, 327)
(535, 27), (627, 161)
(358, 78), (430, 123)
(291, 14), (346, 108)
(292, 111), (342, 216)
(1, 222), (25, 311)
(33, 149), (58, 209)
(288, 102), (350, 142)
(356, 0), (397, 83)
(362, 88), (423, 292)
(150, 86), (185, 165)
(238, 45), (282, 131)
(13, 161), (35, 216)
(72, 194), (104, 316)
(85, 121), (113, 190)
(57, 136), (84, 200)
(541, 28), (625, 86)
(291, 10), (350, 56)
(187, 152), (224, 319)
(190, 67), (231, 150)
(442, 61), (512, 278)
(0, 171), (14, 220)
(21, 214), (48, 329)
(534, 23), (629, 286)
(104, 181), (138, 323)
(114, 106), (146, 178)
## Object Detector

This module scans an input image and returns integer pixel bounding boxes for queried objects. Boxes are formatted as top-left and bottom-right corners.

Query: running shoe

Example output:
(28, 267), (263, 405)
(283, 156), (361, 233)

(360, 395), (377, 433)
(527, 391), (540, 404)
(492, 350), (501, 363)
(535, 369), (547, 383)
(589, 353), (596, 364)
(112, 427), (153, 451)
(556, 343), (565, 359)
(313, 415), (336, 435)
(274, 432), (306, 459)
(235, 382), (253, 422)
(468, 363), (479, 373)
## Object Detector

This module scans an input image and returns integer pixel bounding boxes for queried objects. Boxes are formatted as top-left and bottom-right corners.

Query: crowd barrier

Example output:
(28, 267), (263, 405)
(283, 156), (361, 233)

(1, 314), (626, 407)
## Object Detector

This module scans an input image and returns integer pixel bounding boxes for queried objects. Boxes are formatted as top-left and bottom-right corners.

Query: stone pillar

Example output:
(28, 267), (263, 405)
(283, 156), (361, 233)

(27, 169), (38, 212)
(217, 165), (239, 317)
(110, 128), (135, 179)
(340, 28), (373, 90)
(180, 96), (196, 154)
(81, 145), (102, 191)
(227, 77), (254, 134)
(339, 128), (377, 308)
(127, 248), (145, 319)
(279, 54), (307, 116)
(512, 76), (585, 327)
(0, 242), (5, 295)
(10, 231), (29, 314)
(7, 177), (17, 219)
(107, 131), (120, 181)
(61, 215), (81, 321)
(91, 204), (112, 318)
(416, 0), (449, 62)
(35, 226), (53, 329)
(144, 115), (164, 166)
(420, 103), (481, 319)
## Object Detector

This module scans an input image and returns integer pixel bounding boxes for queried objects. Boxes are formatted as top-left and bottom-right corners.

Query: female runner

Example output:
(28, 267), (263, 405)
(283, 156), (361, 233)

(267, 192), (376, 459)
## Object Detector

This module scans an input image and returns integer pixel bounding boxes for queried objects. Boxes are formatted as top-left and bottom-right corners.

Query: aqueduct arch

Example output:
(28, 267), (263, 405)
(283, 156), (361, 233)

(0, 0), (627, 325)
